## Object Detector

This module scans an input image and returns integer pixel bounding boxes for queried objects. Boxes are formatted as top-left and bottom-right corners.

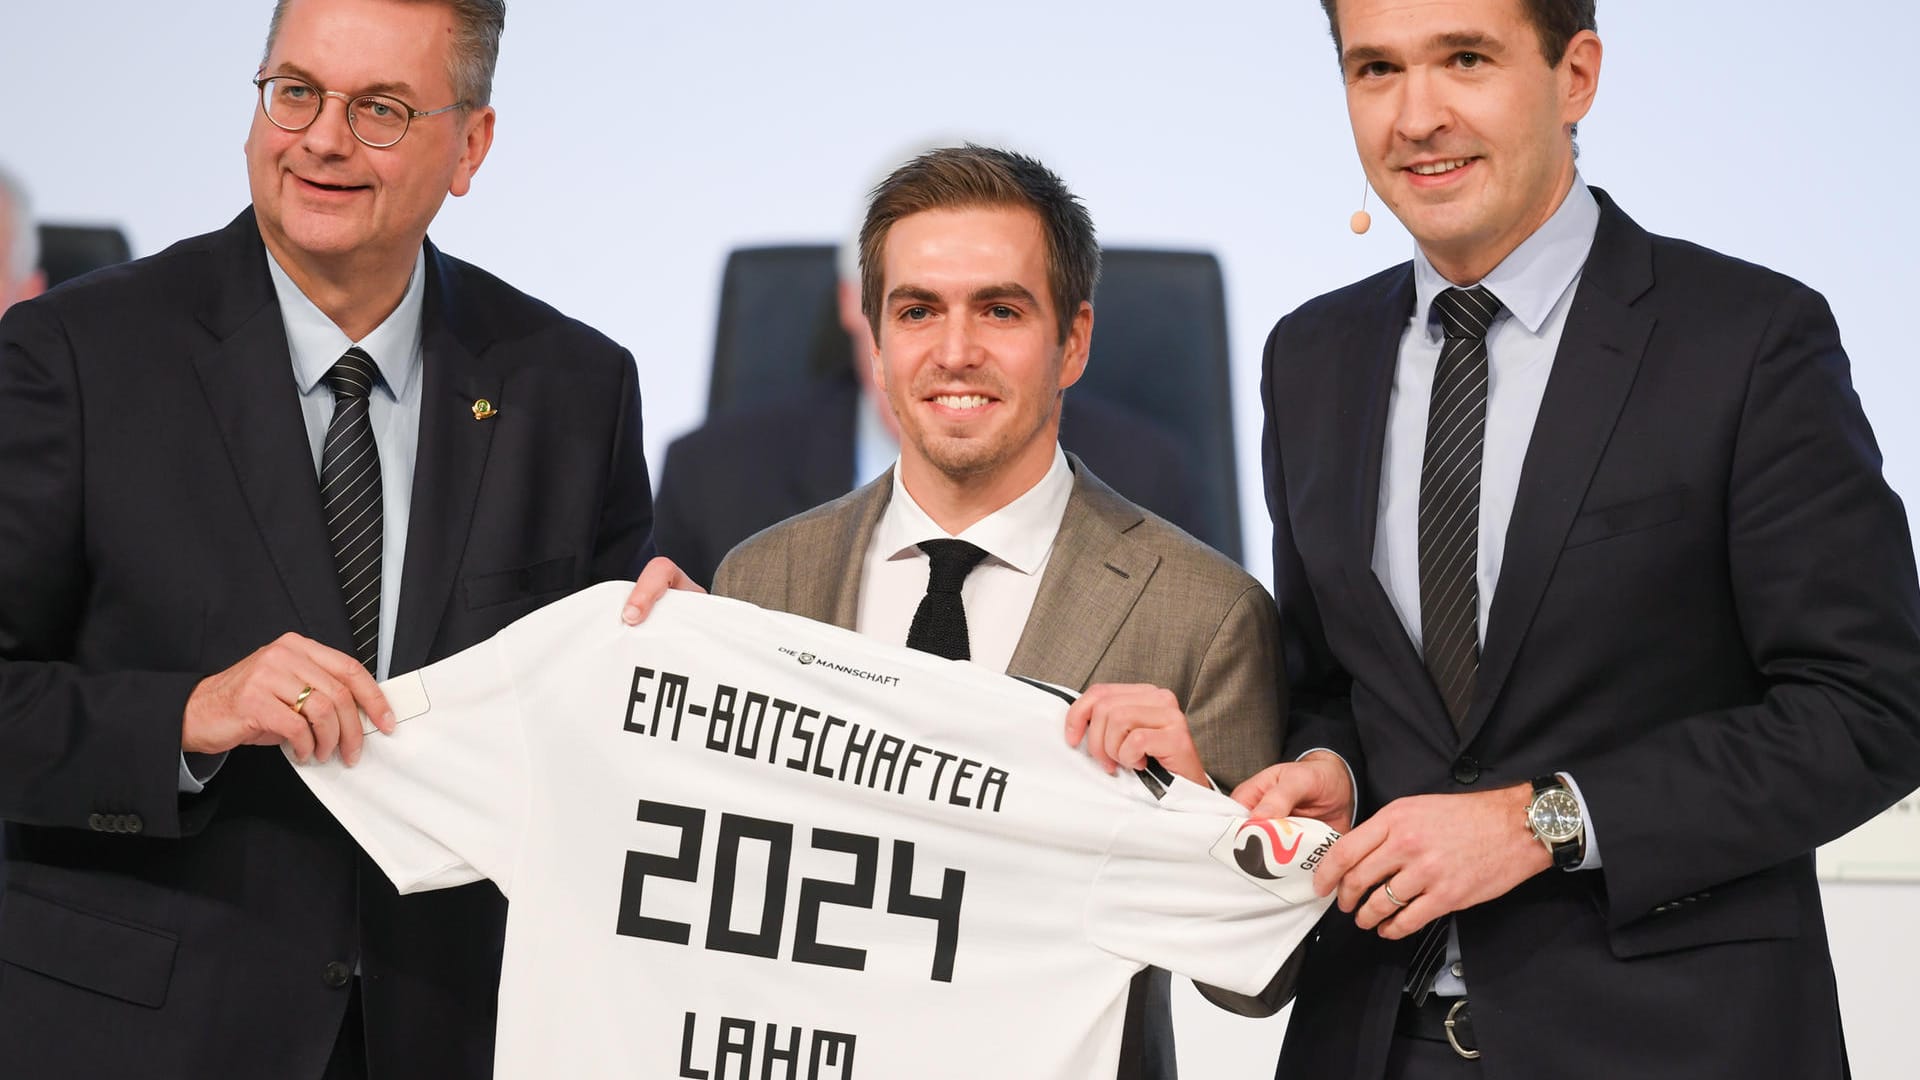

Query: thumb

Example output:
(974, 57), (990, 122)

(1230, 764), (1304, 816)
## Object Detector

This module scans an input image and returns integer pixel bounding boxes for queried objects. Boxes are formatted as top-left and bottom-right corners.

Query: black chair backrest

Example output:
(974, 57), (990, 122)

(38, 224), (133, 288)
(707, 244), (1242, 561)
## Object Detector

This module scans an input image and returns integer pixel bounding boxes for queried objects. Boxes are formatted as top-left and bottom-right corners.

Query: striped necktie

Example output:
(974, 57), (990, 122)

(1403, 285), (1500, 1006)
(321, 347), (383, 674)
(1418, 285), (1501, 729)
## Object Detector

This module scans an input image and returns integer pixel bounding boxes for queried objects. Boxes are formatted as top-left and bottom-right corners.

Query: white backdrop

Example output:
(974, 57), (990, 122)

(3, 2), (1915, 1075)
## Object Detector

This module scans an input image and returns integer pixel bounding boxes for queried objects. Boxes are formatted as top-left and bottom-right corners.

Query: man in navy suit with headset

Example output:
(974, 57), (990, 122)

(1236, 1), (1920, 1076)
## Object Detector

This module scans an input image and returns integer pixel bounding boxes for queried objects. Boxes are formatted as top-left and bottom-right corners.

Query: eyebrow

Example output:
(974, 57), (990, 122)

(268, 62), (419, 100)
(970, 283), (1041, 308)
(1342, 30), (1505, 68)
(886, 285), (944, 308)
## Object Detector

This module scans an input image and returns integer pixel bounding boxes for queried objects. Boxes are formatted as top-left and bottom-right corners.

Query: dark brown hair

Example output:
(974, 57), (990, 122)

(859, 145), (1099, 344)
(1318, 0), (1596, 66)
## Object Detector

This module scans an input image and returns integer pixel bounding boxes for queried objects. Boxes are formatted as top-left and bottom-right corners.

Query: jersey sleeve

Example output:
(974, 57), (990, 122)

(1084, 776), (1334, 995)
(288, 633), (531, 897)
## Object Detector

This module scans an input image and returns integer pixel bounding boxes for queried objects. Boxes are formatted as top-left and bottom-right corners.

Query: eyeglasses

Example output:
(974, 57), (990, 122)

(253, 74), (466, 149)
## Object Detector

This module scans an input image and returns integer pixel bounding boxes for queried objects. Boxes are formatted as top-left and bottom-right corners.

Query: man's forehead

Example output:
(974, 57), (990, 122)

(1338, 0), (1524, 49)
(264, 0), (456, 95)
(884, 206), (1047, 261)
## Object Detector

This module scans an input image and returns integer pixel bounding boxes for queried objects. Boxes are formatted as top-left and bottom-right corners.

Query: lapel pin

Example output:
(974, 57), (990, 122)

(472, 398), (497, 421)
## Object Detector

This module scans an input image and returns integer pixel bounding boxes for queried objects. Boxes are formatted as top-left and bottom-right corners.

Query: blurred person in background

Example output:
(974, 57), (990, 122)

(0, 164), (47, 312)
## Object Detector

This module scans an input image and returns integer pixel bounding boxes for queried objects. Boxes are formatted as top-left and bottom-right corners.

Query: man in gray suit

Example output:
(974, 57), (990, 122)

(625, 145), (1282, 1079)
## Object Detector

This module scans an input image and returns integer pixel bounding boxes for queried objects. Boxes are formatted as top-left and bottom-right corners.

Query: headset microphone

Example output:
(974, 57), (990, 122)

(1350, 177), (1372, 235)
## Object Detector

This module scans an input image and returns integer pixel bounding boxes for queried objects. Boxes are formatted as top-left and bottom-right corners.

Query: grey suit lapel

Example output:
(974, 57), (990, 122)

(799, 471), (893, 629)
(188, 211), (355, 653)
(1008, 458), (1159, 689)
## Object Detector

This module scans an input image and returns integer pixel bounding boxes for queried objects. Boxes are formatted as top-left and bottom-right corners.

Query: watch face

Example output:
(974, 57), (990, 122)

(1529, 789), (1582, 843)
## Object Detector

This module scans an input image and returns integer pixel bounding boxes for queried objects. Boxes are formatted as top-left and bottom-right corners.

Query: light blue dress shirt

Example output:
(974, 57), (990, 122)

(178, 249), (427, 793)
(271, 247), (426, 686)
(1371, 178), (1601, 995)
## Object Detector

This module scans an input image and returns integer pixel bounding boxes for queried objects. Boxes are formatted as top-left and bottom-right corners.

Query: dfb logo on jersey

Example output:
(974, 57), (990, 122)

(1209, 816), (1341, 905)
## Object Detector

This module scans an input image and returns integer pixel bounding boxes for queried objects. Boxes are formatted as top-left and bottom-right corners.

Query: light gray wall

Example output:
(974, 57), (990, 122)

(3, 2), (1913, 1074)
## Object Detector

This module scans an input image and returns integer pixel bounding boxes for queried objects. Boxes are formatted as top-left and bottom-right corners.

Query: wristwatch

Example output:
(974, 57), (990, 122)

(1525, 776), (1585, 870)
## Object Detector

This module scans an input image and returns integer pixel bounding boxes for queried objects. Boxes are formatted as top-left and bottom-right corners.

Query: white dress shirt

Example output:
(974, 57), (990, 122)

(856, 446), (1074, 674)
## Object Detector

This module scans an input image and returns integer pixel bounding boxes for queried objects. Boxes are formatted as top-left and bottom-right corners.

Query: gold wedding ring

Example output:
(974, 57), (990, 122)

(1383, 881), (1412, 908)
(291, 685), (315, 715)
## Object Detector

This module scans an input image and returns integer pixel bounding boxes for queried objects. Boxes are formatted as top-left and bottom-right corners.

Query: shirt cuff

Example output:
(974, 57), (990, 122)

(1557, 770), (1602, 870)
(1296, 747), (1359, 825)
(178, 752), (226, 795)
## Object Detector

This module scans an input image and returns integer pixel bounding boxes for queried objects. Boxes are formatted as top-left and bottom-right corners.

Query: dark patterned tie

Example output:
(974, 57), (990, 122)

(1403, 287), (1499, 1007)
(1418, 285), (1500, 730)
(321, 347), (382, 674)
(905, 539), (991, 661)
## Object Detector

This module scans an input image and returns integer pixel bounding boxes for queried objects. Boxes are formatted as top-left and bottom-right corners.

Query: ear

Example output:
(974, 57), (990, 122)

(1057, 300), (1093, 392)
(1559, 30), (1603, 128)
(21, 269), (46, 302)
(448, 105), (497, 198)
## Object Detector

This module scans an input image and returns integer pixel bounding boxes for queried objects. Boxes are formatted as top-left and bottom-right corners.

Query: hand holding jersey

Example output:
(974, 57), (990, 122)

(291, 584), (1332, 1079)
(181, 631), (396, 766)
(1063, 683), (1212, 788)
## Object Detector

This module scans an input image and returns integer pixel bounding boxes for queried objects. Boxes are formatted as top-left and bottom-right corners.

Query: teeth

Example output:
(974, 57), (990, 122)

(1411, 158), (1472, 176)
(933, 394), (990, 410)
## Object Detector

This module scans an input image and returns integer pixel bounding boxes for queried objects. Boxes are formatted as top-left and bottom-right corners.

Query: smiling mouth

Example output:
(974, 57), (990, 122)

(1408, 158), (1476, 177)
(931, 394), (992, 410)
(299, 176), (366, 192)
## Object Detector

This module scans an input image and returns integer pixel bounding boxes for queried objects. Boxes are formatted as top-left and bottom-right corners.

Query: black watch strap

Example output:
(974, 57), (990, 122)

(1530, 776), (1585, 871)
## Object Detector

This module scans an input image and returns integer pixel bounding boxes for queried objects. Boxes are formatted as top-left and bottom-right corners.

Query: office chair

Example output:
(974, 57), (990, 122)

(37, 223), (134, 288)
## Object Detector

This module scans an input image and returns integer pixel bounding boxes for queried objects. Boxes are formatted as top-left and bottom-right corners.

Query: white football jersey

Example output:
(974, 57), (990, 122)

(292, 583), (1333, 1080)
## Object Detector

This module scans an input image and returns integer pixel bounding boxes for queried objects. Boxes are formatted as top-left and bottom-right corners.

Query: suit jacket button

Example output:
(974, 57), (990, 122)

(1451, 756), (1481, 785)
(322, 961), (352, 989)
(87, 813), (106, 831)
(125, 815), (144, 835)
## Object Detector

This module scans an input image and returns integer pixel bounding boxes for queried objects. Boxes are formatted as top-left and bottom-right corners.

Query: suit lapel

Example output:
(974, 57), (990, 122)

(188, 211), (354, 652)
(1339, 271), (1462, 747)
(1463, 191), (1657, 743)
(1007, 459), (1159, 690)
(790, 472), (891, 630)
(390, 245), (504, 674)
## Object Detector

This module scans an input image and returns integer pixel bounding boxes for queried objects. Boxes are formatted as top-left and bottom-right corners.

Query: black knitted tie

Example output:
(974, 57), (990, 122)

(904, 539), (990, 661)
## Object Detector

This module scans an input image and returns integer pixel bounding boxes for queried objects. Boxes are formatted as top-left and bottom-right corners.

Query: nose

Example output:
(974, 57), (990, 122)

(1393, 66), (1451, 144)
(299, 91), (358, 156)
(931, 316), (984, 371)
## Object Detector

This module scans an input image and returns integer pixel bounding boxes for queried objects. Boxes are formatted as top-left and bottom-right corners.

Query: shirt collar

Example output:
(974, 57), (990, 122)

(1413, 174), (1599, 338)
(876, 444), (1074, 576)
(268, 246), (428, 400)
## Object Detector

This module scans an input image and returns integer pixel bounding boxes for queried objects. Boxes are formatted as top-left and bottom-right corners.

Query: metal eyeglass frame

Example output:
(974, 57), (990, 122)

(253, 73), (467, 149)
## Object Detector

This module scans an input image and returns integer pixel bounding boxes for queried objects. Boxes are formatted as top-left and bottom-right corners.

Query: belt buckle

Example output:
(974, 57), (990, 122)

(1443, 998), (1480, 1060)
